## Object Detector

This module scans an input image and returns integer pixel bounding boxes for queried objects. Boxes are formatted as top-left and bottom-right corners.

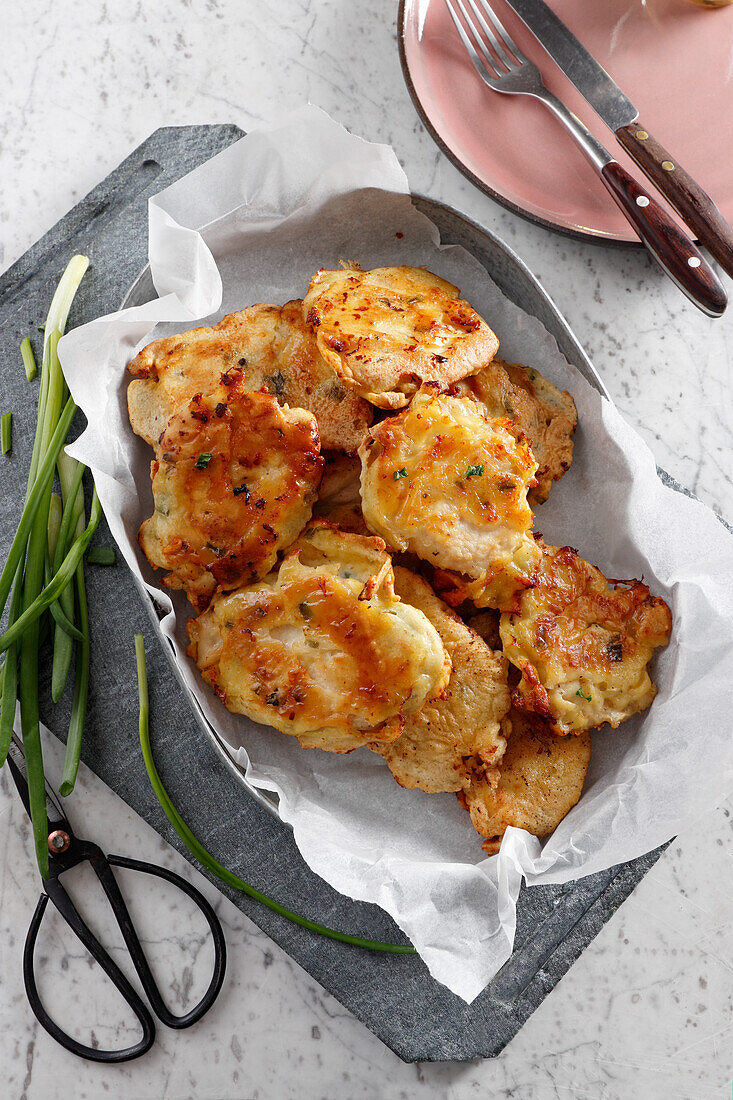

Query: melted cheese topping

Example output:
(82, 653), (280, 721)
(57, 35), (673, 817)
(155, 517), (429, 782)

(139, 387), (322, 611)
(187, 523), (451, 753)
(127, 301), (372, 452)
(454, 358), (577, 505)
(359, 388), (542, 610)
(500, 543), (673, 734)
(303, 266), (499, 409)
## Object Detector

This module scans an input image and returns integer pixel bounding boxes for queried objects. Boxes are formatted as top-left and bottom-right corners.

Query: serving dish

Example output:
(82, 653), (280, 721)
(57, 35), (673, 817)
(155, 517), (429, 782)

(122, 193), (608, 823)
(399, 0), (733, 244)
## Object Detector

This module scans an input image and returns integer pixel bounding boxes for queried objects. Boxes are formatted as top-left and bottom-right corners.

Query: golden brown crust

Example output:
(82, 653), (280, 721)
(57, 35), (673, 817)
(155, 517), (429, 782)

(454, 359), (577, 505)
(371, 568), (510, 793)
(127, 301), (372, 453)
(138, 385), (322, 611)
(500, 542), (673, 735)
(359, 387), (542, 610)
(187, 523), (451, 753)
(303, 266), (499, 409)
(462, 709), (591, 853)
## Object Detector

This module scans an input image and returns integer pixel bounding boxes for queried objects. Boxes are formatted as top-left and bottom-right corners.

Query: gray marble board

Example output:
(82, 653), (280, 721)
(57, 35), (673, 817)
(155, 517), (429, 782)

(0, 124), (673, 1063)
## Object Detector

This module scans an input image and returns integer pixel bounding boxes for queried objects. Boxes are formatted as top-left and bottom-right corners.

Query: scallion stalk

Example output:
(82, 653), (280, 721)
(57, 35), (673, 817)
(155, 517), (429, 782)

(1, 413), (11, 455)
(135, 635), (416, 956)
(21, 337), (37, 382)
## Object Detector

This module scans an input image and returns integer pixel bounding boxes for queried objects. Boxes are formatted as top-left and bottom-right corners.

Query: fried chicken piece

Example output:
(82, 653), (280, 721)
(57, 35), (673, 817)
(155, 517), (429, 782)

(359, 386), (542, 611)
(500, 542), (673, 735)
(371, 567), (509, 793)
(127, 301), (372, 452)
(187, 522), (451, 753)
(454, 358), (577, 505)
(138, 386), (322, 611)
(461, 709), (591, 853)
(463, 609), (502, 650)
(303, 265), (499, 409)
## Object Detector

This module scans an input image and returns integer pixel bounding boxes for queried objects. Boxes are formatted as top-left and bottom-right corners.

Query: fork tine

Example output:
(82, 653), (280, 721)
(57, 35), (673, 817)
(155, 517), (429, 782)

(444, 0), (499, 83)
(475, 0), (529, 66)
(463, 0), (516, 71)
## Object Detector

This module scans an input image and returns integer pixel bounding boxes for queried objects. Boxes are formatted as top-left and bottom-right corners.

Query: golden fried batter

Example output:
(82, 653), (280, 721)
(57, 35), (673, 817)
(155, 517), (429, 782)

(187, 523), (451, 753)
(312, 452), (367, 533)
(139, 386), (322, 611)
(371, 568), (509, 793)
(359, 387), (542, 611)
(461, 709), (591, 853)
(455, 359), (577, 505)
(463, 609), (502, 650)
(303, 266), (499, 409)
(127, 301), (372, 452)
(500, 543), (673, 735)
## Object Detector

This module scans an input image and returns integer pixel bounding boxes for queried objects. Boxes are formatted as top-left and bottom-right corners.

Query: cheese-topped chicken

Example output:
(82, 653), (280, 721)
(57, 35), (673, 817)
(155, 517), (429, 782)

(371, 568), (510, 793)
(460, 709), (591, 853)
(359, 386), (542, 611)
(303, 265), (499, 409)
(500, 543), (673, 735)
(454, 359), (577, 505)
(127, 301), (372, 453)
(187, 523), (451, 753)
(138, 386), (322, 611)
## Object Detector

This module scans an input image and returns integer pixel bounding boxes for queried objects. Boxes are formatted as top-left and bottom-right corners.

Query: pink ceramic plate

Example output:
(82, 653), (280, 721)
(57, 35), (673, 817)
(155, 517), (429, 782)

(400, 0), (733, 244)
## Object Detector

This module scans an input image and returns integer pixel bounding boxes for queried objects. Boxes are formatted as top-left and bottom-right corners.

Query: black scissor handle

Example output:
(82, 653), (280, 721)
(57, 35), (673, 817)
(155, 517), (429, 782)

(23, 889), (156, 1063)
(102, 852), (227, 1029)
(23, 842), (226, 1062)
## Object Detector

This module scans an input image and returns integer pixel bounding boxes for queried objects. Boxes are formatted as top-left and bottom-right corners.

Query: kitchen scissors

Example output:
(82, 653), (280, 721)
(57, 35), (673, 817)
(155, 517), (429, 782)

(6, 732), (227, 1063)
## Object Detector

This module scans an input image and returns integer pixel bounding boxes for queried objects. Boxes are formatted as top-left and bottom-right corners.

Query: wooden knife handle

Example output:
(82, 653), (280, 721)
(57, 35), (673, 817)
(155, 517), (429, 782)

(600, 161), (727, 317)
(617, 121), (733, 279)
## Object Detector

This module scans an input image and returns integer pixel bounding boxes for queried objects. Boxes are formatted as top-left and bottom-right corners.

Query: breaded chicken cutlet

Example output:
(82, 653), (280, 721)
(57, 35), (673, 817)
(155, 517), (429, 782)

(454, 359), (577, 505)
(500, 542), (673, 735)
(127, 300), (372, 453)
(138, 385), (322, 611)
(303, 265), (499, 409)
(371, 567), (510, 793)
(187, 522), (451, 753)
(359, 386), (542, 611)
(460, 709), (591, 853)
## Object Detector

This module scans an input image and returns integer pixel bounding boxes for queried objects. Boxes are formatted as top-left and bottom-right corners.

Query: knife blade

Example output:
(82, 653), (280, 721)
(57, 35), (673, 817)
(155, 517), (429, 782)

(503, 0), (733, 278)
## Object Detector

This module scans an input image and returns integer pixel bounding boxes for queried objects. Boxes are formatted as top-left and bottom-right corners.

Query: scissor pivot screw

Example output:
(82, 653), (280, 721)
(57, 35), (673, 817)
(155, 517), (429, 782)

(48, 830), (70, 854)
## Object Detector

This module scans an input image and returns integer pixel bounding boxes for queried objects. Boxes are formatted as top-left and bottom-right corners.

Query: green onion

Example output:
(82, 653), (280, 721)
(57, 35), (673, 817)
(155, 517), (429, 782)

(135, 634), (415, 955)
(1, 413), (11, 455)
(466, 464), (484, 478)
(47, 493), (63, 564)
(576, 688), (592, 701)
(0, 397), (76, 620)
(393, 467), (408, 481)
(0, 490), (101, 656)
(59, 564), (89, 797)
(86, 547), (115, 566)
(21, 337), (37, 382)
(195, 453), (212, 469)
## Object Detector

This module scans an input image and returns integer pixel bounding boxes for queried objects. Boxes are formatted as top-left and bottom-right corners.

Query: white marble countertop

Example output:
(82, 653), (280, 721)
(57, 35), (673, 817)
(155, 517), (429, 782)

(2, 1), (733, 1097)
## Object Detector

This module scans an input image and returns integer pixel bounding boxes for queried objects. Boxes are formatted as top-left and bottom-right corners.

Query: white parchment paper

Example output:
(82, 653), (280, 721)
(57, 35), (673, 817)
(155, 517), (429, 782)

(59, 107), (733, 1002)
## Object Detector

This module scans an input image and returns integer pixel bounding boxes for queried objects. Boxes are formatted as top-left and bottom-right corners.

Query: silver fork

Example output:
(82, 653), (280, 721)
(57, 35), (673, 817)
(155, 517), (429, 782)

(444, 0), (727, 318)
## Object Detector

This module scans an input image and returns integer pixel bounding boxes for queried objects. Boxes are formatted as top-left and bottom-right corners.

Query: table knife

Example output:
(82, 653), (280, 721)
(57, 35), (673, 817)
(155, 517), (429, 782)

(504, 0), (733, 278)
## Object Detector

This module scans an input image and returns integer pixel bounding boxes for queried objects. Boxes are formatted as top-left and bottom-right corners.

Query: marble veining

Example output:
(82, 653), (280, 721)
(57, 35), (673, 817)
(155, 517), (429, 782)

(2, 1), (733, 1096)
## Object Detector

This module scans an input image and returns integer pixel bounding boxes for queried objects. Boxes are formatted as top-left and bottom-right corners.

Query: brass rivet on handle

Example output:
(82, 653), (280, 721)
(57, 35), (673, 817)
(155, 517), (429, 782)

(636, 130), (649, 140)
(662, 160), (675, 171)
(48, 829), (71, 854)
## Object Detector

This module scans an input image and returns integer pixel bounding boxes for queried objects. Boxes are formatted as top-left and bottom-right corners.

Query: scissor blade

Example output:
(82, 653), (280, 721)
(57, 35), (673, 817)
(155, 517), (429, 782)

(7, 732), (69, 832)
(504, 0), (639, 132)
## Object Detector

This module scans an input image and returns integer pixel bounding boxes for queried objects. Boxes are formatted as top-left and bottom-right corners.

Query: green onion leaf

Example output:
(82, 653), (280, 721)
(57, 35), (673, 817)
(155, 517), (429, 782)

(86, 547), (116, 566)
(466, 464), (484, 478)
(1, 413), (12, 455)
(576, 688), (592, 701)
(21, 337), (37, 382)
(393, 467), (408, 481)
(196, 453), (213, 469)
(135, 634), (416, 955)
